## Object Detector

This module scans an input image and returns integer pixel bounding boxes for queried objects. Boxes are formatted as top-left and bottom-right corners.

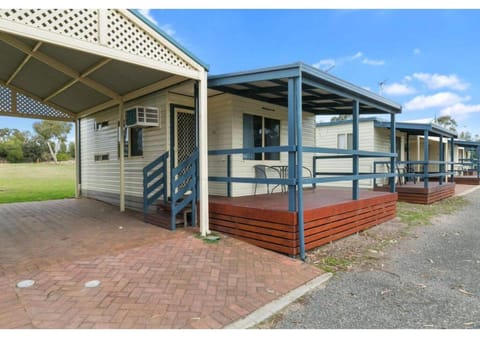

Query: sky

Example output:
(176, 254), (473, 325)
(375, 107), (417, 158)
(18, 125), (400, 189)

(2, 3), (480, 140)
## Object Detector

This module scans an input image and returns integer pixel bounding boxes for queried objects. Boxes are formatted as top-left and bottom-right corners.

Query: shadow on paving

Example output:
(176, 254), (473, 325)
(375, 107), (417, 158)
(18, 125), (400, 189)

(0, 198), (321, 329)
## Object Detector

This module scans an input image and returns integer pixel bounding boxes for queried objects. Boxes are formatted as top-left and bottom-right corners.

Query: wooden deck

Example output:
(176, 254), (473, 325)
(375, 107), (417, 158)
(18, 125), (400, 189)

(374, 181), (456, 204)
(454, 176), (480, 185)
(209, 188), (398, 256)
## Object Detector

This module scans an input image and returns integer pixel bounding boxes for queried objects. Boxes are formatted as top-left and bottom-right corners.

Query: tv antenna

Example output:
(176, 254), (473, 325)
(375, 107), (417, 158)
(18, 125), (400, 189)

(378, 79), (388, 95)
(324, 64), (335, 73)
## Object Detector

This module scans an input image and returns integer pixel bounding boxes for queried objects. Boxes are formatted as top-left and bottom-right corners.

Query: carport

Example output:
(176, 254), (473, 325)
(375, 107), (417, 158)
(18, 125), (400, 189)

(0, 9), (209, 235)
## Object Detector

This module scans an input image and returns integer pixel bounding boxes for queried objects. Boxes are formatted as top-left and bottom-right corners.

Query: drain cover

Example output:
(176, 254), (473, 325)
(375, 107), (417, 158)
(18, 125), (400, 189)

(84, 280), (101, 288)
(16, 280), (35, 288)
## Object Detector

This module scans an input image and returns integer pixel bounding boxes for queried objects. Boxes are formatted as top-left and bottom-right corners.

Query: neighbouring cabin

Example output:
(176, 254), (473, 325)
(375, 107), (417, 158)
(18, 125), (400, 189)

(207, 63), (401, 259)
(317, 119), (459, 204)
(452, 140), (480, 185)
(373, 121), (457, 204)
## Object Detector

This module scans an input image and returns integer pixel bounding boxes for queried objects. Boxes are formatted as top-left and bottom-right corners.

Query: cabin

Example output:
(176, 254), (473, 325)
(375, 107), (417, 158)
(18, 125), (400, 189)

(316, 118), (458, 204)
(1, 10), (405, 260)
(206, 63), (401, 259)
(0, 9), (211, 236)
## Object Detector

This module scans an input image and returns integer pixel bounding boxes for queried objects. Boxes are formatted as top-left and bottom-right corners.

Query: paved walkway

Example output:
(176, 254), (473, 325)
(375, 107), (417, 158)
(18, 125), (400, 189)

(0, 199), (321, 329)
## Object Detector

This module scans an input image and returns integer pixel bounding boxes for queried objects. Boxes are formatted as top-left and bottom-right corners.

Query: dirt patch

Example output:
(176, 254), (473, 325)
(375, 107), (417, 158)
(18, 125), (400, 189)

(305, 217), (412, 273)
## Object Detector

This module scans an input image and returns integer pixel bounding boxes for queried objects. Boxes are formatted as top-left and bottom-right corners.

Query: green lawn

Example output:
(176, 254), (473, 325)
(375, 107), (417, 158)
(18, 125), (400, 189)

(0, 162), (75, 203)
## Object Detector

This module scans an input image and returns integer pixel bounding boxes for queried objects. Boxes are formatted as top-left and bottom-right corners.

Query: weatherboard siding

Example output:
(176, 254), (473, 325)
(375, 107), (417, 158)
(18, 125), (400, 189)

(315, 120), (376, 188)
(80, 90), (170, 210)
(207, 94), (315, 197)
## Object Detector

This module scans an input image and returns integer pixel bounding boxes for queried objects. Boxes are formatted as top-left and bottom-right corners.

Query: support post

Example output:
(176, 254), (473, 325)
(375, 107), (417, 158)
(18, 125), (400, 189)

(119, 102), (125, 212)
(439, 135), (444, 185)
(227, 155), (232, 197)
(389, 113), (396, 193)
(423, 130), (429, 189)
(294, 75), (305, 261)
(74, 118), (81, 198)
(406, 133), (410, 181)
(198, 70), (210, 237)
(287, 78), (297, 212)
(352, 100), (359, 200)
(477, 146), (480, 179)
(450, 138), (455, 182)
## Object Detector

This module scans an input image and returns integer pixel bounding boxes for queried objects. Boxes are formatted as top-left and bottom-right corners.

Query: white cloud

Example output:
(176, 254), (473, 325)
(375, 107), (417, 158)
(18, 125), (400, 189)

(382, 83), (416, 96)
(138, 9), (158, 25)
(313, 59), (336, 70)
(159, 24), (176, 36)
(413, 72), (469, 91)
(351, 52), (363, 60)
(413, 48), (422, 55)
(440, 103), (480, 120)
(362, 58), (385, 66)
(404, 92), (470, 111)
(313, 51), (363, 71)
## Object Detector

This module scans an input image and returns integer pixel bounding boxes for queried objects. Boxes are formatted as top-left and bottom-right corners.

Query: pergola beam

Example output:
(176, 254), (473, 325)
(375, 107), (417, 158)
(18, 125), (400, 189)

(78, 75), (188, 118)
(0, 32), (121, 101)
(44, 58), (112, 102)
(7, 41), (43, 85)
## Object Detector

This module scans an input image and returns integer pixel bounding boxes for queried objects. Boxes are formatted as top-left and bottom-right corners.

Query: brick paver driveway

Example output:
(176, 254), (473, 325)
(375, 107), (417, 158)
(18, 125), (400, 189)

(0, 199), (321, 329)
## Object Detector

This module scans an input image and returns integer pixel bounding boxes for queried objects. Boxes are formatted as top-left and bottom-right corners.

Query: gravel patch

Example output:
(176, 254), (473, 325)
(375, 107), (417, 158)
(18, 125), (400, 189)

(268, 190), (480, 329)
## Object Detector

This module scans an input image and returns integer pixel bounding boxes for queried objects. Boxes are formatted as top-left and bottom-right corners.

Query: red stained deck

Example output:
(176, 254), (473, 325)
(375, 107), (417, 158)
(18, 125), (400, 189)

(374, 181), (456, 204)
(454, 176), (480, 185)
(209, 188), (397, 256)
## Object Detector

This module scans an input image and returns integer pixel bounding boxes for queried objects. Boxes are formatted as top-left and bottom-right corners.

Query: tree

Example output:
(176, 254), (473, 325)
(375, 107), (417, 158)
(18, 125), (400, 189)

(33, 121), (72, 164)
(459, 131), (473, 141)
(68, 141), (76, 159)
(0, 128), (27, 163)
(435, 115), (458, 132)
(23, 134), (47, 162)
(330, 115), (351, 122)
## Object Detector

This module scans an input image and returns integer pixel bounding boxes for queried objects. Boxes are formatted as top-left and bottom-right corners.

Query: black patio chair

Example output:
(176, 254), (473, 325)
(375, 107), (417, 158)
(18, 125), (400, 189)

(253, 165), (281, 195)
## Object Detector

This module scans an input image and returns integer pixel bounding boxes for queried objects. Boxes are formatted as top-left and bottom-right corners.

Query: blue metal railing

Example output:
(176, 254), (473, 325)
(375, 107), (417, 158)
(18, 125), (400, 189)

(208, 146), (397, 194)
(170, 149), (198, 230)
(373, 160), (456, 188)
(143, 151), (169, 220)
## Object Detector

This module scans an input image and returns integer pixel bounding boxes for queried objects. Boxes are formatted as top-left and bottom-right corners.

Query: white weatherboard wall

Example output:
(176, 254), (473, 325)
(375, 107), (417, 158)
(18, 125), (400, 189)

(207, 93), (315, 197)
(315, 120), (405, 188)
(80, 90), (195, 210)
(316, 120), (374, 188)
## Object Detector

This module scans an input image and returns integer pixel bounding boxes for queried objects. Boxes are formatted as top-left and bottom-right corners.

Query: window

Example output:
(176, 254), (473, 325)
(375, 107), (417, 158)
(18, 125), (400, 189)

(337, 133), (353, 149)
(94, 154), (109, 161)
(95, 120), (109, 131)
(118, 125), (144, 158)
(243, 113), (280, 160)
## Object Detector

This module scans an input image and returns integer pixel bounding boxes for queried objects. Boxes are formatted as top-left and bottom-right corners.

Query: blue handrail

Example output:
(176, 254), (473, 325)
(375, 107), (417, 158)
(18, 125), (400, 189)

(143, 151), (169, 220)
(170, 149), (198, 230)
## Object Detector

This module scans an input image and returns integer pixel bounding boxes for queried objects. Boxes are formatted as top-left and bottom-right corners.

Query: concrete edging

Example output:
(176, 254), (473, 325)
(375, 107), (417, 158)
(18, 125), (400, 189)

(224, 272), (333, 329)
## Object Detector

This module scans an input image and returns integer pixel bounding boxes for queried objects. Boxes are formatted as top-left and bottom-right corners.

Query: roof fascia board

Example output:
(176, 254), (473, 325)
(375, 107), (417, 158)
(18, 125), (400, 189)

(125, 9), (209, 72)
(300, 63), (402, 112)
(209, 65), (301, 87)
(302, 77), (397, 115)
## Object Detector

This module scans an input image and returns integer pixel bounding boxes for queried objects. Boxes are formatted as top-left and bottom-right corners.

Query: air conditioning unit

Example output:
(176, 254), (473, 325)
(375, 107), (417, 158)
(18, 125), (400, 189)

(125, 106), (159, 127)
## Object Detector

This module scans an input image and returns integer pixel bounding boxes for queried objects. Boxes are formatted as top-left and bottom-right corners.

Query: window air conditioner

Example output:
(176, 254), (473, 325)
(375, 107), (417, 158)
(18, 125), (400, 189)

(125, 106), (159, 127)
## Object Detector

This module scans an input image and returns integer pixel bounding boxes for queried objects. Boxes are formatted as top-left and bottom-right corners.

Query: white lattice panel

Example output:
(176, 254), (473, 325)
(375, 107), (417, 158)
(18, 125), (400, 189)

(106, 10), (194, 70)
(16, 93), (72, 120)
(0, 86), (12, 112)
(0, 9), (99, 43)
